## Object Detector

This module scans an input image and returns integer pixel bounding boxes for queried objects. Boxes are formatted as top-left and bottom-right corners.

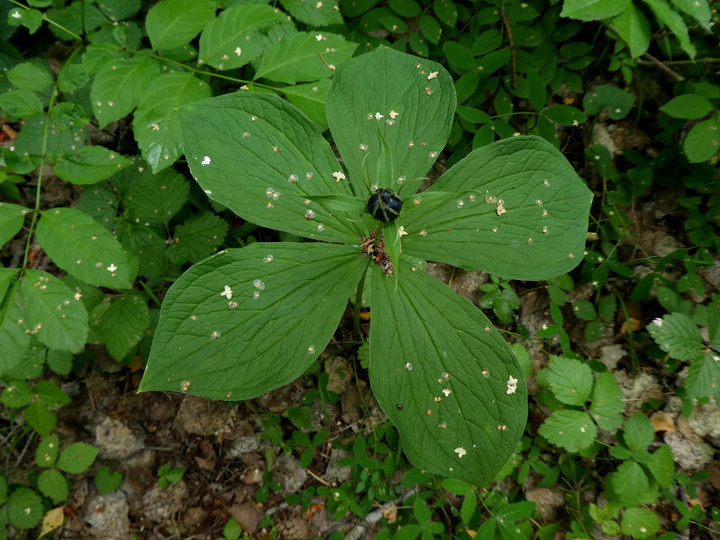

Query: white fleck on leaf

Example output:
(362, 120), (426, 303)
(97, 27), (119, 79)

(220, 285), (233, 299)
(454, 446), (467, 458)
(201, 156), (211, 166)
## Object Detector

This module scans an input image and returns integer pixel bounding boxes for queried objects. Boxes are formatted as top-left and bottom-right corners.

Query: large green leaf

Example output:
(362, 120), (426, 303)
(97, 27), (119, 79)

(198, 4), (285, 70)
(642, 0), (696, 58)
(685, 350), (720, 401)
(90, 56), (159, 128)
(254, 31), (358, 84)
(179, 92), (364, 243)
(546, 356), (593, 406)
(279, 0), (344, 26)
(326, 46), (455, 196)
(683, 114), (720, 163)
(53, 146), (131, 185)
(401, 136), (592, 280)
(647, 313), (703, 361)
(538, 409), (596, 452)
(589, 372), (624, 430)
(140, 243), (368, 400)
(133, 72), (212, 173)
(145, 0), (216, 52)
(612, 4), (651, 58)
(19, 270), (88, 352)
(36, 207), (135, 288)
(369, 263), (526, 485)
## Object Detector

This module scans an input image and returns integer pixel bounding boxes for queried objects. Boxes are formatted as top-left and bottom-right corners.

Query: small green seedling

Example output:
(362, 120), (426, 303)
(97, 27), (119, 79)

(157, 464), (185, 487)
(140, 47), (592, 485)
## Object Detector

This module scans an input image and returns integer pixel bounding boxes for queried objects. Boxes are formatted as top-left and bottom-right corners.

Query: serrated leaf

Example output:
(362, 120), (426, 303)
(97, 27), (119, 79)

(179, 92), (362, 242)
(683, 114), (720, 163)
(621, 507), (660, 538)
(541, 105), (587, 126)
(643, 0), (696, 58)
(0, 89), (44, 118)
(36, 207), (134, 288)
(19, 270), (88, 352)
(96, 0), (141, 22)
(198, 4), (285, 70)
(660, 94), (713, 119)
(167, 212), (228, 265)
(7, 61), (53, 91)
(0, 287), (30, 376)
(546, 356), (593, 406)
(53, 146), (131, 185)
(402, 136), (592, 280)
(589, 372), (624, 430)
(255, 32), (357, 84)
(8, 487), (43, 529)
(1, 380), (34, 408)
(583, 84), (635, 119)
(369, 263), (526, 486)
(613, 4), (651, 57)
(140, 243), (368, 400)
(35, 434), (60, 468)
(279, 0), (343, 26)
(56, 442), (98, 474)
(145, 0), (216, 51)
(561, 0), (631, 21)
(90, 56), (159, 128)
(326, 46), (455, 196)
(133, 72), (212, 173)
(538, 410), (596, 452)
(645, 444), (674, 488)
(672, 0), (711, 29)
(282, 79), (331, 127)
(685, 351), (720, 401)
(126, 168), (189, 224)
(622, 412), (654, 451)
(38, 469), (69, 502)
(609, 462), (650, 506)
(647, 313), (702, 361)
(96, 294), (150, 361)
(0, 201), (29, 245)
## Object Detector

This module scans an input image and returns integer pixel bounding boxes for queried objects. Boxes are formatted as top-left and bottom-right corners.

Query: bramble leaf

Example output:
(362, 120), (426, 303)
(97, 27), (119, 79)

(254, 31), (357, 84)
(546, 356), (593, 406)
(36, 207), (135, 288)
(369, 263), (526, 485)
(538, 409), (596, 452)
(645, 444), (674, 488)
(140, 243), (368, 400)
(53, 146), (131, 185)
(621, 507), (660, 538)
(589, 372), (624, 430)
(647, 313), (703, 361)
(0, 283), (30, 375)
(125, 168), (190, 224)
(683, 114), (720, 163)
(622, 413), (654, 451)
(19, 270), (88, 352)
(56, 442), (98, 474)
(326, 46), (455, 196)
(402, 136), (592, 280)
(7, 487), (43, 529)
(180, 92), (363, 243)
(38, 469), (69, 502)
(133, 72), (212, 173)
(167, 212), (228, 265)
(95, 293), (150, 361)
(685, 351), (720, 402)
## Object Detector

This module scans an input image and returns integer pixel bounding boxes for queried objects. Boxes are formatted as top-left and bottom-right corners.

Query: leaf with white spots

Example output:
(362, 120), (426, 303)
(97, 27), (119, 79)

(19, 270), (89, 353)
(282, 79), (331, 127)
(7, 487), (43, 529)
(179, 92), (364, 243)
(621, 507), (660, 539)
(35, 207), (135, 288)
(582, 84), (636, 120)
(140, 243), (368, 400)
(369, 263), (526, 486)
(0, 280), (30, 376)
(589, 372), (624, 430)
(538, 409), (596, 452)
(546, 356), (593, 407)
(254, 31), (358, 84)
(326, 46), (455, 196)
(0, 202), (29, 246)
(145, 0), (216, 52)
(685, 350), (720, 402)
(683, 113), (720, 163)
(94, 294), (150, 361)
(133, 72), (212, 173)
(402, 136), (592, 280)
(279, 0), (343, 26)
(198, 3), (285, 70)
(90, 56), (160, 128)
(53, 146), (131, 185)
(646, 312), (703, 361)
(167, 212), (228, 265)
(125, 168), (190, 224)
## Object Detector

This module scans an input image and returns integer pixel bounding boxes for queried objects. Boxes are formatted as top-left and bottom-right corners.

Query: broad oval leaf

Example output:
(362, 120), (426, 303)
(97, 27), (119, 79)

(647, 313), (702, 360)
(19, 270), (89, 352)
(369, 263), (526, 486)
(145, 0), (216, 52)
(198, 4), (286, 70)
(326, 46), (456, 196)
(401, 136), (592, 280)
(36, 208), (135, 288)
(0, 284), (30, 376)
(561, 0), (631, 21)
(180, 92), (364, 242)
(538, 409), (596, 452)
(133, 72), (212, 173)
(0, 201), (29, 246)
(589, 372), (624, 430)
(56, 441), (99, 474)
(140, 243), (368, 400)
(53, 146), (131, 185)
(254, 31), (358, 84)
(279, 0), (343, 26)
(546, 355), (593, 406)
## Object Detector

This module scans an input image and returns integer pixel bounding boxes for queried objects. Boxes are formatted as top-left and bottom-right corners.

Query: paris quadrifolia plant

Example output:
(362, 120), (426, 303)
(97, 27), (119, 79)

(139, 47), (592, 486)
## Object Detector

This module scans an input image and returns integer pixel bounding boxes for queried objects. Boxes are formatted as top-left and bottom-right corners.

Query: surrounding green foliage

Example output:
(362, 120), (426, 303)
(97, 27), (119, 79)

(1, 0), (718, 537)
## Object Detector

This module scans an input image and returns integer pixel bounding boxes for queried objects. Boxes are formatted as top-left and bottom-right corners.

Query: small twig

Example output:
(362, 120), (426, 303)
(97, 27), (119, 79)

(343, 488), (417, 540)
(501, 10), (517, 88)
(640, 52), (685, 81)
